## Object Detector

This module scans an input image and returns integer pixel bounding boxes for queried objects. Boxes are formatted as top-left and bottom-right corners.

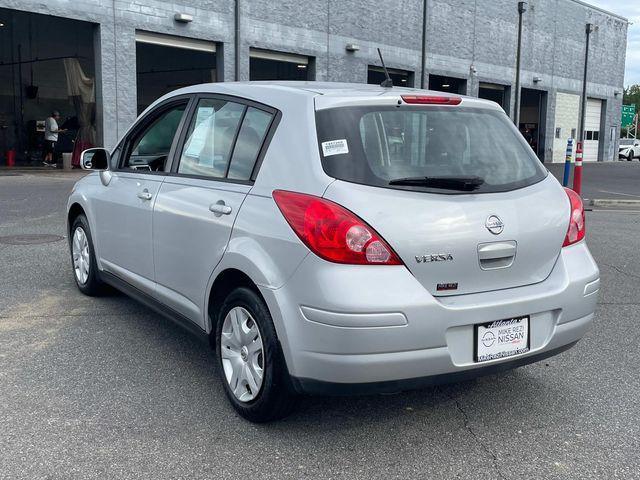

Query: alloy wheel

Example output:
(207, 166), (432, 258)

(220, 306), (265, 402)
(72, 227), (90, 285)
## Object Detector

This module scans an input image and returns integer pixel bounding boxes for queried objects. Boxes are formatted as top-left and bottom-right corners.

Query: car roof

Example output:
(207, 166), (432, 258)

(175, 81), (412, 96)
(160, 81), (503, 112)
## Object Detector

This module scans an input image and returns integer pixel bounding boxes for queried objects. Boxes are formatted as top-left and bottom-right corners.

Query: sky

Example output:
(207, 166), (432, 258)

(588, 0), (640, 86)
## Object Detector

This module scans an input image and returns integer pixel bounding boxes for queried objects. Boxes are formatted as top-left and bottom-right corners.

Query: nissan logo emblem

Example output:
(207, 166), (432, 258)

(485, 215), (504, 235)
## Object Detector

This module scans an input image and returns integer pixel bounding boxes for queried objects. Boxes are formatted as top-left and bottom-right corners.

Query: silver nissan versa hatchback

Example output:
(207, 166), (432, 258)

(67, 82), (599, 422)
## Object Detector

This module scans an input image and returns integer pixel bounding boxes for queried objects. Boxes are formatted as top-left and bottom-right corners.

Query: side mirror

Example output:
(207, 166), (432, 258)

(81, 148), (110, 170)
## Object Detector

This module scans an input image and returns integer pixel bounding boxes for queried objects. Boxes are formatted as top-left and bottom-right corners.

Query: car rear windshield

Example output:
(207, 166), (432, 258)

(315, 105), (547, 194)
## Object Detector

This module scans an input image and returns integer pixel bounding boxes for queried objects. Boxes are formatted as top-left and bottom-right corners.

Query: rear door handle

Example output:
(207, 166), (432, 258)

(477, 241), (517, 260)
(477, 241), (517, 270)
(209, 201), (232, 216)
(137, 189), (153, 201)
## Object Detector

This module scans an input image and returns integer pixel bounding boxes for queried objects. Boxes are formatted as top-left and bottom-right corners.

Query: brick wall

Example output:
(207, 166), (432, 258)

(0, 0), (628, 160)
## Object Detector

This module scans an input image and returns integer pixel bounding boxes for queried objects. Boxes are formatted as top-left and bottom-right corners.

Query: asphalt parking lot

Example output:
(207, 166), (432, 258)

(546, 161), (640, 203)
(1, 170), (639, 479)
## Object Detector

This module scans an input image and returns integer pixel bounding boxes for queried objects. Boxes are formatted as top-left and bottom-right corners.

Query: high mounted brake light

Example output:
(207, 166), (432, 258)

(272, 190), (403, 265)
(401, 95), (462, 105)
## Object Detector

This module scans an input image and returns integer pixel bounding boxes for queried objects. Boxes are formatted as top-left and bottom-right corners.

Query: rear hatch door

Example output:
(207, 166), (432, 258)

(323, 176), (568, 296)
(315, 95), (568, 296)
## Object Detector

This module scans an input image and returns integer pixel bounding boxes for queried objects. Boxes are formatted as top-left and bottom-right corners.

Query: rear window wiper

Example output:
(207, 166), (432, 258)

(388, 175), (485, 191)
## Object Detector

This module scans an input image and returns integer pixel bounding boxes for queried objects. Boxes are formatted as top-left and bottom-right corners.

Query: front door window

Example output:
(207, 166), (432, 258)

(122, 104), (187, 172)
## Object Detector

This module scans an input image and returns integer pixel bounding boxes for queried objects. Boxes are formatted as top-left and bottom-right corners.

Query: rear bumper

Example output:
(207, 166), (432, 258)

(261, 241), (599, 391)
(291, 341), (579, 395)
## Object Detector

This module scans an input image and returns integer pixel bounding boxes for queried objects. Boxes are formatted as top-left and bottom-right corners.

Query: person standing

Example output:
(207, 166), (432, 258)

(43, 111), (65, 167)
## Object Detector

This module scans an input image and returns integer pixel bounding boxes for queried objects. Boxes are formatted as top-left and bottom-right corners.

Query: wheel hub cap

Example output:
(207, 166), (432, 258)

(220, 306), (264, 402)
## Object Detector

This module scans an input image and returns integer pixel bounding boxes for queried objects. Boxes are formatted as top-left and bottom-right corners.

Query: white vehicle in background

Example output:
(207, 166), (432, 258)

(619, 139), (640, 161)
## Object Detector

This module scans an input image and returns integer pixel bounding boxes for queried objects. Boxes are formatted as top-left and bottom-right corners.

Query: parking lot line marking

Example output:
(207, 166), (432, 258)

(597, 189), (640, 198)
(588, 209), (640, 214)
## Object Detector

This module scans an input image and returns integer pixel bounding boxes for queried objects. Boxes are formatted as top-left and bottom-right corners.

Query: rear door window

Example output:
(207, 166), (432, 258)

(227, 107), (273, 180)
(177, 99), (245, 179)
(316, 105), (547, 194)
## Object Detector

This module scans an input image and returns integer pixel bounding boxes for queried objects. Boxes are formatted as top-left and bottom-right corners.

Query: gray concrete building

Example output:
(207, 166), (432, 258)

(0, 0), (628, 165)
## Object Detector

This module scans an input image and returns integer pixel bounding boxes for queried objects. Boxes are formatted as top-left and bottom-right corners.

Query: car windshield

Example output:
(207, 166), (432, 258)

(316, 105), (547, 194)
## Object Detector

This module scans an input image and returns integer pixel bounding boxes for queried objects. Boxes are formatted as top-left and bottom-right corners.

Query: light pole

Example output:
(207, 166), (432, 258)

(420, 0), (428, 89)
(513, 1), (527, 126)
(574, 23), (594, 195)
(578, 23), (594, 146)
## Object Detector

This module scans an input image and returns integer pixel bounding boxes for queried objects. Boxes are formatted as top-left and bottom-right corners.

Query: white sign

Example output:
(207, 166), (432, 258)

(321, 139), (349, 157)
(476, 316), (529, 362)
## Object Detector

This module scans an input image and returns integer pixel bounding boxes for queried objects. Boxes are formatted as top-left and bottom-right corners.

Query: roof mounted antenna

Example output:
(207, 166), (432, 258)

(377, 48), (393, 88)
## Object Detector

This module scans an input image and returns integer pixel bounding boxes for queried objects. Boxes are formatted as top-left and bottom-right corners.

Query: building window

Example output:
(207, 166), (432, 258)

(571, 128), (577, 139)
(555, 127), (562, 139)
(367, 66), (414, 87)
(249, 49), (312, 81)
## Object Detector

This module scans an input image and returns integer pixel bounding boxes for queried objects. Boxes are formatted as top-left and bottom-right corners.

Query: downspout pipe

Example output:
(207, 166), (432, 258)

(513, 1), (527, 125)
(235, 0), (240, 81)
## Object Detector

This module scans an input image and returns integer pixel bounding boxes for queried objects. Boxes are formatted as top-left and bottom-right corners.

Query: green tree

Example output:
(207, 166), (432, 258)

(624, 85), (640, 111)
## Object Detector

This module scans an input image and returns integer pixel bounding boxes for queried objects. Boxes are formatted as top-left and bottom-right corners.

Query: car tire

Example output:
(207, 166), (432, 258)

(69, 214), (105, 296)
(215, 287), (297, 422)
(628, 151), (634, 161)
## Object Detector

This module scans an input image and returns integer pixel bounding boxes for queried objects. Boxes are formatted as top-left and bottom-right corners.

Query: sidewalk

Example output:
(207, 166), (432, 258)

(0, 166), (88, 177)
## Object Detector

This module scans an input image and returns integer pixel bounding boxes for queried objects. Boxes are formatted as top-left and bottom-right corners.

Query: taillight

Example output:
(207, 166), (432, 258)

(272, 190), (403, 265)
(563, 187), (586, 247)
(401, 95), (462, 105)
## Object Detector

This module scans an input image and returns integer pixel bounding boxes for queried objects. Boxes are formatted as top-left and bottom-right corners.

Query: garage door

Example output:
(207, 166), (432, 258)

(583, 98), (602, 162)
(249, 48), (310, 81)
(135, 31), (217, 113)
(552, 92), (579, 163)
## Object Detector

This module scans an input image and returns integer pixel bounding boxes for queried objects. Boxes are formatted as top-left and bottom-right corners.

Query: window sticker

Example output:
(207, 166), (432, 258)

(322, 139), (349, 157)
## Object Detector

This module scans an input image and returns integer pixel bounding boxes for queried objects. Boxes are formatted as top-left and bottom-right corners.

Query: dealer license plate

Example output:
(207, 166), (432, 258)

(475, 316), (530, 363)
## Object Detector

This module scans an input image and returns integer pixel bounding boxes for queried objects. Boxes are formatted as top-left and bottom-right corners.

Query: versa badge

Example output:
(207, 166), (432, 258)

(415, 253), (454, 264)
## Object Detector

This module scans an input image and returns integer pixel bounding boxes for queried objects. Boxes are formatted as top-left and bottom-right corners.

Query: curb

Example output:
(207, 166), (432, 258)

(589, 198), (640, 207)
(0, 168), (85, 174)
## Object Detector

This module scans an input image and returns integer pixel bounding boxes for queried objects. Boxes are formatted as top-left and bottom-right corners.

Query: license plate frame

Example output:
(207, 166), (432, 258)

(474, 316), (530, 363)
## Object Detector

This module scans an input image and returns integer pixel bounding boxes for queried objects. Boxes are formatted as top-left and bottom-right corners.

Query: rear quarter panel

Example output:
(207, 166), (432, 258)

(204, 192), (310, 332)
(250, 93), (333, 198)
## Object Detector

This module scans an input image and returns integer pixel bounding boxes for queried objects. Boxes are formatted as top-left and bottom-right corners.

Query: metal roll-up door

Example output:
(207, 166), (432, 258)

(135, 31), (216, 53)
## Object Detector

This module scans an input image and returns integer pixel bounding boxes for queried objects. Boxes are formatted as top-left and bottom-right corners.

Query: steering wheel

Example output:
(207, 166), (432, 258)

(148, 155), (167, 172)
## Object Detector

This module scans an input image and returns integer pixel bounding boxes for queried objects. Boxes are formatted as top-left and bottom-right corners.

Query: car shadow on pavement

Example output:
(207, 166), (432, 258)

(3, 272), (577, 442)
(104, 294), (564, 428)
(89, 289), (573, 430)
(281, 369), (558, 428)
